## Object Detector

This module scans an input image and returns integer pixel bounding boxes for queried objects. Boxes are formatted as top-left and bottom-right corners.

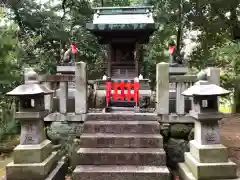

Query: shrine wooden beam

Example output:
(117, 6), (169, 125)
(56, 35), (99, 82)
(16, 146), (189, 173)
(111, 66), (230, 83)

(169, 75), (197, 83)
(38, 75), (95, 86)
(39, 74), (75, 82)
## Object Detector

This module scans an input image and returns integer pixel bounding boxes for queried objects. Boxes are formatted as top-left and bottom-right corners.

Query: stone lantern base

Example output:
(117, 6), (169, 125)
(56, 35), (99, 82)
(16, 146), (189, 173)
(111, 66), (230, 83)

(178, 140), (238, 180)
(5, 140), (67, 180)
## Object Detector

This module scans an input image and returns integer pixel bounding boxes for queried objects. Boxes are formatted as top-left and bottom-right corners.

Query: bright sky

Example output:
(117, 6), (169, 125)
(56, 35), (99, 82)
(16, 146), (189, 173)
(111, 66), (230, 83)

(36, 0), (60, 7)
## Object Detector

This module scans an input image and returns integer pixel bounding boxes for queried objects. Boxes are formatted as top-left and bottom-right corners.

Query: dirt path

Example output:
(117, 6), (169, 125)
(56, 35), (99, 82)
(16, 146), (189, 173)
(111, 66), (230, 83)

(220, 114), (240, 175)
(0, 155), (12, 178)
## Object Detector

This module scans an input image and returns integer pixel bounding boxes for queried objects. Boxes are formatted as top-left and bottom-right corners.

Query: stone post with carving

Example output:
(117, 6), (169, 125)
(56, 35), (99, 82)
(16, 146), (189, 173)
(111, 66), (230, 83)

(156, 62), (169, 115)
(178, 80), (238, 180)
(75, 61), (87, 114)
(5, 68), (67, 180)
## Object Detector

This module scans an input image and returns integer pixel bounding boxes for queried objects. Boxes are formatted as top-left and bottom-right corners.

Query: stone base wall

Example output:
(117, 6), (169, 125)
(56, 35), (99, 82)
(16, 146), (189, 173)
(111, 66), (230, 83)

(46, 122), (84, 144)
(160, 123), (194, 170)
(45, 121), (84, 169)
(45, 120), (194, 171)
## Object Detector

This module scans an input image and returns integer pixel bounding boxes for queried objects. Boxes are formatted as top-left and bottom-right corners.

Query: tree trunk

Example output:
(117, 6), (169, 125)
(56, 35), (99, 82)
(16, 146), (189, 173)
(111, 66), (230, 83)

(176, 0), (183, 54)
(230, 0), (239, 40)
(233, 78), (240, 113)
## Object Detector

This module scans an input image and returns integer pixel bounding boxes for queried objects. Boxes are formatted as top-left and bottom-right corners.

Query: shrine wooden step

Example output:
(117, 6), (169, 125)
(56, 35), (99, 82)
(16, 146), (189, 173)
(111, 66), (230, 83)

(109, 100), (135, 107)
(77, 148), (166, 166)
(79, 133), (163, 148)
(105, 107), (135, 112)
(83, 121), (160, 134)
(73, 165), (170, 180)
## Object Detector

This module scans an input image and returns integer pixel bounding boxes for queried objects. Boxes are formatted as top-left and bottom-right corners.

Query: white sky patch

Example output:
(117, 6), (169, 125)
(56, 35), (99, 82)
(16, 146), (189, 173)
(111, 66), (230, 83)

(183, 29), (201, 57)
(36, 0), (59, 5)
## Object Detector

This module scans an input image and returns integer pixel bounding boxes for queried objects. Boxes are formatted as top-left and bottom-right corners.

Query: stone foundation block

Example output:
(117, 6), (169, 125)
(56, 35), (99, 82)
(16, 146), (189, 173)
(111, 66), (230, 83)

(189, 140), (228, 163)
(73, 165), (170, 180)
(178, 162), (240, 180)
(185, 152), (237, 179)
(13, 139), (52, 164)
(79, 133), (163, 148)
(77, 148), (166, 166)
(45, 157), (68, 180)
(6, 151), (59, 180)
(178, 163), (197, 180)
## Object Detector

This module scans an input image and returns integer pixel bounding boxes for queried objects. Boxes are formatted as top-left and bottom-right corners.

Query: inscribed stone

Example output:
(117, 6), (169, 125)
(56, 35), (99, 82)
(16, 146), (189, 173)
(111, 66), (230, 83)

(201, 123), (220, 145)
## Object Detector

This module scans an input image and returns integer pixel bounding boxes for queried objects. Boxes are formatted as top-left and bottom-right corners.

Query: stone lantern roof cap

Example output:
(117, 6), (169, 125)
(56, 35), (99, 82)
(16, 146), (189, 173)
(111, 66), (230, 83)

(6, 84), (54, 96)
(182, 80), (230, 97)
(6, 68), (54, 96)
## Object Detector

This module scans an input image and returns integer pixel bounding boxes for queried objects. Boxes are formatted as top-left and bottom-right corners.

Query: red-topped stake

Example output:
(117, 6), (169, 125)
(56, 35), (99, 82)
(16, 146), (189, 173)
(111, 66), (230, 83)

(71, 43), (78, 54)
(169, 45), (175, 54)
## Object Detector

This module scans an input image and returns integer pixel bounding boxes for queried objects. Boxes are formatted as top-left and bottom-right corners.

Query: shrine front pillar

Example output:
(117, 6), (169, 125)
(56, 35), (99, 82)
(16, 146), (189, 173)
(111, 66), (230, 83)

(107, 43), (112, 77)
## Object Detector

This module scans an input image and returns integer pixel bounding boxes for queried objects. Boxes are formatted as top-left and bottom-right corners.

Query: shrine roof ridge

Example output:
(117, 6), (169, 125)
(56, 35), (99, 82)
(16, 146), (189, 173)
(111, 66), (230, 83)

(92, 6), (154, 10)
(92, 6), (154, 15)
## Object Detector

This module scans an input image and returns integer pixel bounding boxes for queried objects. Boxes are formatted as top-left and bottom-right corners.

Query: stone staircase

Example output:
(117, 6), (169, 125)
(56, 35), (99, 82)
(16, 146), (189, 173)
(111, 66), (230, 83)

(72, 113), (170, 180)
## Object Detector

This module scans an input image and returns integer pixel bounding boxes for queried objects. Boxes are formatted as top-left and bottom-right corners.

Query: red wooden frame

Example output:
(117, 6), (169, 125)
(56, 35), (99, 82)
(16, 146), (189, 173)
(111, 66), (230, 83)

(105, 80), (139, 107)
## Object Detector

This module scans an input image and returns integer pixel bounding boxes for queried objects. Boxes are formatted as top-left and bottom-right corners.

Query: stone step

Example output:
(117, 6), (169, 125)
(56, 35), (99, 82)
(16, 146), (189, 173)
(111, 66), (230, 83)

(85, 113), (160, 121)
(79, 133), (163, 148)
(83, 121), (160, 134)
(77, 148), (166, 166)
(73, 165), (170, 180)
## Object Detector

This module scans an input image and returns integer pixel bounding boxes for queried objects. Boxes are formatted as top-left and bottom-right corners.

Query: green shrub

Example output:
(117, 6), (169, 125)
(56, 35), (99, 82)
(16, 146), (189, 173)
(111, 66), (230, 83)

(0, 98), (20, 141)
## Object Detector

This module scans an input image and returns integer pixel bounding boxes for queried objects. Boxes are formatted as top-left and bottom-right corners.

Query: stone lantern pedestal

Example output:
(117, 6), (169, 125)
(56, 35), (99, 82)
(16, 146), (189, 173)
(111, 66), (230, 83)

(178, 80), (238, 180)
(5, 68), (67, 180)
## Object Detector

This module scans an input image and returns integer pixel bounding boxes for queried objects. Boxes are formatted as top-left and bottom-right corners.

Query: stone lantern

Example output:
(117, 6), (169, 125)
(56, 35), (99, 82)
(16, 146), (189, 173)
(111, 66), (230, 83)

(178, 80), (238, 180)
(5, 68), (64, 180)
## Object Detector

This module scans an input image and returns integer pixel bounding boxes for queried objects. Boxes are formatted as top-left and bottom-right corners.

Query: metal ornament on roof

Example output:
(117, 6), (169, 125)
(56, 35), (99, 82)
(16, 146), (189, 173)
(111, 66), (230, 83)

(181, 80), (230, 97)
(6, 68), (54, 96)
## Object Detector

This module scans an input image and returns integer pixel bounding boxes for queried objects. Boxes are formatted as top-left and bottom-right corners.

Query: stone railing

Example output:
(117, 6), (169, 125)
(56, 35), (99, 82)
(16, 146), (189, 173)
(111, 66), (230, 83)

(21, 61), (221, 122)
(156, 62), (220, 120)
(36, 62), (88, 121)
(169, 75), (196, 115)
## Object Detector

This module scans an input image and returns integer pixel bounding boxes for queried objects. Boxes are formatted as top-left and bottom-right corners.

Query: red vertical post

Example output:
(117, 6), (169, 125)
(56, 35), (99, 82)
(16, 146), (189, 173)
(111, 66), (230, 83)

(126, 82), (131, 102)
(105, 79), (112, 107)
(134, 78), (139, 107)
(113, 82), (119, 101)
(120, 81), (125, 101)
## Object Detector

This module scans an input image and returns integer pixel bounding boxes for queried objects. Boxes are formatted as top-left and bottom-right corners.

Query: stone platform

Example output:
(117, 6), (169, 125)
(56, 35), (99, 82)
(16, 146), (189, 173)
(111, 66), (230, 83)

(179, 140), (238, 180)
(5, 141), (67, 180)
(72, 113), (170, 180)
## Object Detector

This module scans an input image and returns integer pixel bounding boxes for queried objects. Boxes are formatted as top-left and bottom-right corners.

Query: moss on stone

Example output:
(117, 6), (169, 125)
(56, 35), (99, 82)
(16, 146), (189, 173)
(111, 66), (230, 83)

(170, 124), (192, 139)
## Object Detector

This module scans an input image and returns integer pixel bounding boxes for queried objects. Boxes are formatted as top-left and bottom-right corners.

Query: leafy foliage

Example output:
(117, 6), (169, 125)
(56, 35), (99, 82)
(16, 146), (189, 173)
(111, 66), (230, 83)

(1, 0), (240, 127)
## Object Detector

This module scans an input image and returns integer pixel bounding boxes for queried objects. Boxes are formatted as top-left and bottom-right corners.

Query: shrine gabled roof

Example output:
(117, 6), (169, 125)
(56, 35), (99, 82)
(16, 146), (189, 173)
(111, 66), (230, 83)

(86, 6), (156, 31)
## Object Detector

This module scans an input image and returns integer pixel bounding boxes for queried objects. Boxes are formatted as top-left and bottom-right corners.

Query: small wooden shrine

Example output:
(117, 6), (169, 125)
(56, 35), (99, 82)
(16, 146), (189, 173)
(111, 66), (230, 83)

(86, 6), (156, 80)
